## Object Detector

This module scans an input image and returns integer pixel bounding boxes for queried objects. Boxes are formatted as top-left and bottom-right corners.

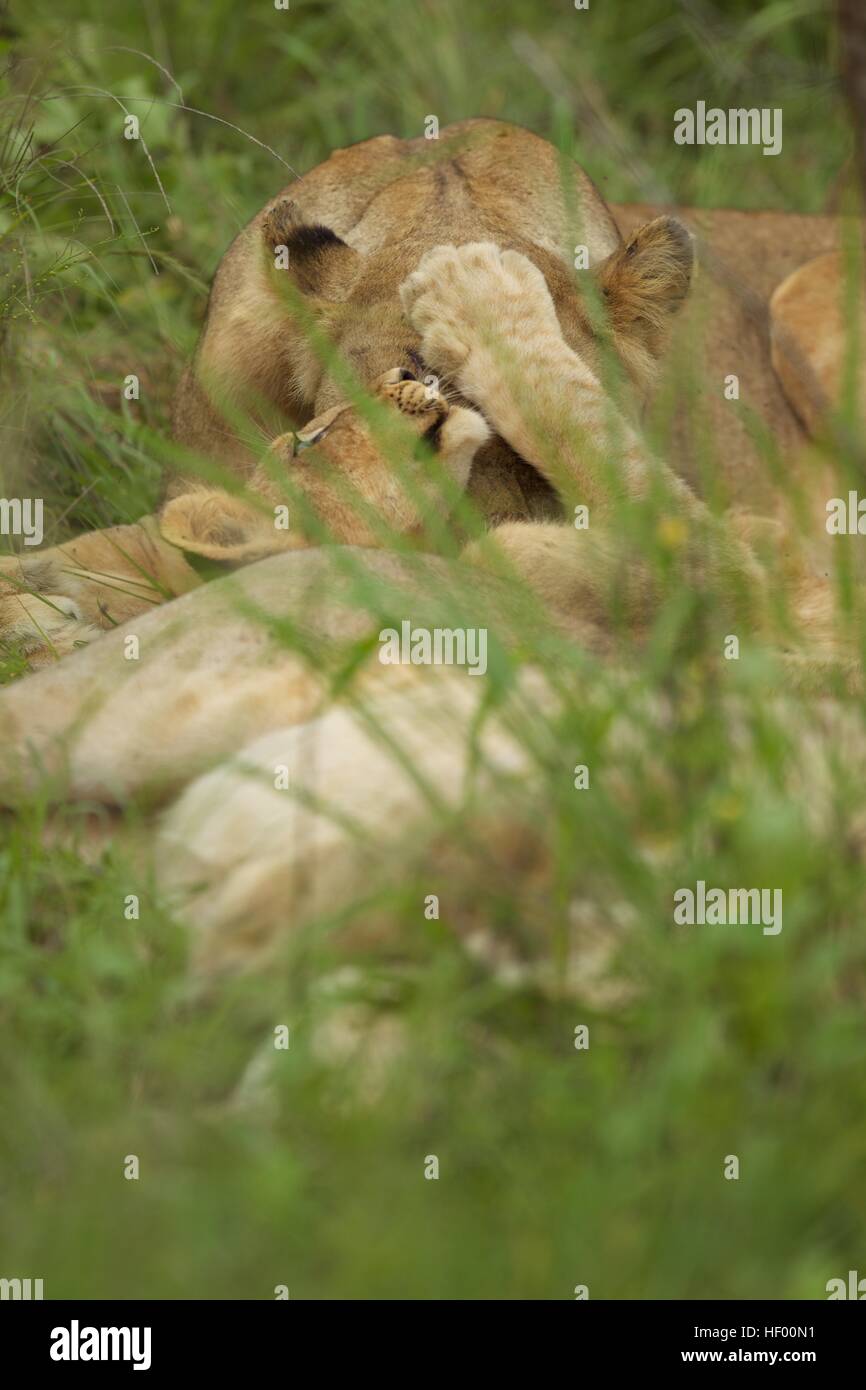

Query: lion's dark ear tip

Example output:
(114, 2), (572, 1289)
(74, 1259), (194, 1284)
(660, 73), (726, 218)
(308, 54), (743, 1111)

(261, 197), (302, 248)
(661, 214), (690, 239)
(641, 214), (692, 256)
(663, 217), (695, 266)
(288, 223), (347, 255)
(262, 203), (348, 260)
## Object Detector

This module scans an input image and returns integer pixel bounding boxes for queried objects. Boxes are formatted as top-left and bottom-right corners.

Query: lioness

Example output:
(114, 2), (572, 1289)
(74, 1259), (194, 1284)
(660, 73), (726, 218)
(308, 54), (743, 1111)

(0, 124), (860, 976)
(1, 123), (853, 742)
(0, 235), (852, 807)
(2, 119), (710, 659)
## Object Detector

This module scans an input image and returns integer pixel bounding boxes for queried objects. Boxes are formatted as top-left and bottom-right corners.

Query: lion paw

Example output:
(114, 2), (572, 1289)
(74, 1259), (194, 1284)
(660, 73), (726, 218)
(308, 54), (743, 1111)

(0, 559), (101, 667)
(400, 242), (559, 379)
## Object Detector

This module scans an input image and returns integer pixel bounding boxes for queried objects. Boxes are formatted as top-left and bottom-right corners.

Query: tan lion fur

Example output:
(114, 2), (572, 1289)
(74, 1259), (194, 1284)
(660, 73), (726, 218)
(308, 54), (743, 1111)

(0, 124), (862, 978)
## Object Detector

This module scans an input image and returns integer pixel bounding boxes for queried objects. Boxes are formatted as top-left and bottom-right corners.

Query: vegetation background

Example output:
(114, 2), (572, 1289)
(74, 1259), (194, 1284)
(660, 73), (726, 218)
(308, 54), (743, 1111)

(1, 0), (864, 1299)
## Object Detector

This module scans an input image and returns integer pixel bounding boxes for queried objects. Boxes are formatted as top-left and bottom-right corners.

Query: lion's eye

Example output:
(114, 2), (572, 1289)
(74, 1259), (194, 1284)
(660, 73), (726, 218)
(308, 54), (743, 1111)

(292, 425), (329, 456)
(379, 367), (417, 388)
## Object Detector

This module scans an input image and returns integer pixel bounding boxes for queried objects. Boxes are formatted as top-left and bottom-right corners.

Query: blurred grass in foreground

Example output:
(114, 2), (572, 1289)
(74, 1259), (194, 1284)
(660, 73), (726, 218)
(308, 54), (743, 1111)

(1, 0), (865, 1299)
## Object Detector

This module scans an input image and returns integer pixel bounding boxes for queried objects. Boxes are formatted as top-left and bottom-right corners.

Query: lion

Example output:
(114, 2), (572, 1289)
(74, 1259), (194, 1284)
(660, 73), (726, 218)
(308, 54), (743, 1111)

(0, 164), (861, 978)
(0, 126), (858, 761)
(769, 249), (866, 438)
(3, 119), (855, 678)
(0, 233), (854, 803)
(0, 366), (491, 662)
(2, 119), (710, 661)
(1, 228), (843, 685)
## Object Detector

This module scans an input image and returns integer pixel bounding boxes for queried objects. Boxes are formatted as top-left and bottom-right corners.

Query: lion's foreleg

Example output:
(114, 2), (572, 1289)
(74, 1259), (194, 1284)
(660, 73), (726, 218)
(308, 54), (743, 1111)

(0, 516), (202, 664)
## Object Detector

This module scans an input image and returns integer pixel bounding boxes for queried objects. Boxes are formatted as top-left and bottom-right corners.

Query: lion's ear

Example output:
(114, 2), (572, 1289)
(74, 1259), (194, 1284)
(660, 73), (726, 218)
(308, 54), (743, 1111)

(596, 216), (693, 357)
(159, 491), (292, 566)
(261, 199), (360, 299)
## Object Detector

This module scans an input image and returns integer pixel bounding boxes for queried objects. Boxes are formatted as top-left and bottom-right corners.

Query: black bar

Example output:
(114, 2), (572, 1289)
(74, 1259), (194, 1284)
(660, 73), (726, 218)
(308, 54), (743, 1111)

(1, 1299), (862, 1373)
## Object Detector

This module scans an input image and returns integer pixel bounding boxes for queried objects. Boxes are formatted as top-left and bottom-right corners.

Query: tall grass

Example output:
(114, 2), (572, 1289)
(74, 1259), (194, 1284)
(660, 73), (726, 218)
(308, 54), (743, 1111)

(1, 0), (865, 1300)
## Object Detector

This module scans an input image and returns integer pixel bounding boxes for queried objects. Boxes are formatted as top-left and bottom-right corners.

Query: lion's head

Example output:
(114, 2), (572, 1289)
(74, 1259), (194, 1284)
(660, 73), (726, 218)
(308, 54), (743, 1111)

(261, 193), (693, 414)
(158, 366), (490, 564)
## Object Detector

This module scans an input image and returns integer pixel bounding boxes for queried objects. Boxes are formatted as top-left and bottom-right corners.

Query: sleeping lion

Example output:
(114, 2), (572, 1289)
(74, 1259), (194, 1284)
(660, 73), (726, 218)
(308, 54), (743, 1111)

(0, 115), (698, 653)
(0, 122), (861, 976)
(0, 119), (842, 666)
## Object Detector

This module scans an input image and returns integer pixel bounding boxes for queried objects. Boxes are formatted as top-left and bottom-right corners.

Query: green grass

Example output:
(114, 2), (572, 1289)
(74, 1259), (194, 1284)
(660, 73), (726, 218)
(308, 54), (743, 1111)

(1, 0), (865, 1300)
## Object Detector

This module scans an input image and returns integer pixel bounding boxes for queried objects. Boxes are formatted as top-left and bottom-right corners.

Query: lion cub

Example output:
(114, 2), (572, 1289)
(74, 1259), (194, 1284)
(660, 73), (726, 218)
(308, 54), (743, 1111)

(0, 369), (489, 661)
